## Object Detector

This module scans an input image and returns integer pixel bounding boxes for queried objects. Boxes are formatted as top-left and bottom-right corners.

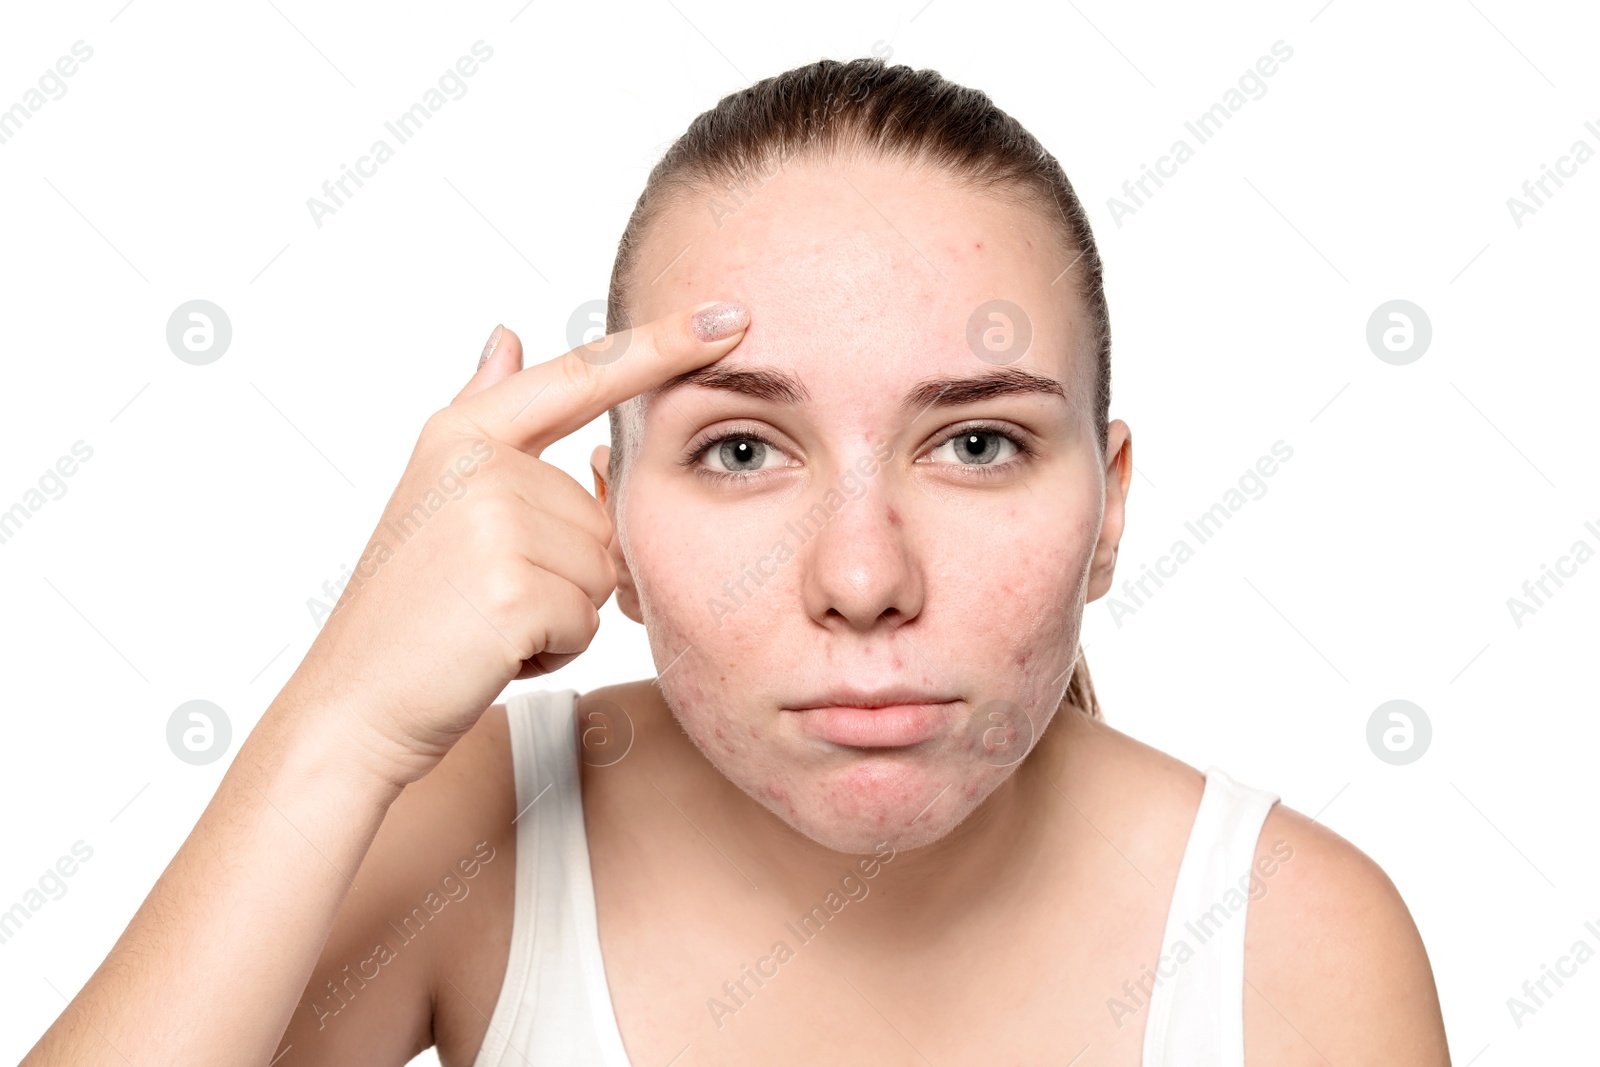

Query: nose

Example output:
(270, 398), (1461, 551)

(799, 471), (924, 632)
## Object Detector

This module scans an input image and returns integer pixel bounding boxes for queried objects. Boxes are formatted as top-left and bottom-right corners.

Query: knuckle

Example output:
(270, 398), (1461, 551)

(576, 497), (613, 548)
(579, 595), (602, 640)
(477, 560), (533, 619)
(420, 406), (454, 442)
(577, 541), (616, 606)
(466, 492), (520, 535)
(558, 350), (607, 407)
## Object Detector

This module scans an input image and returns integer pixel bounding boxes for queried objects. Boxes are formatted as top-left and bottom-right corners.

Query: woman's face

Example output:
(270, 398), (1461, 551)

(605, 155), (1125, 855)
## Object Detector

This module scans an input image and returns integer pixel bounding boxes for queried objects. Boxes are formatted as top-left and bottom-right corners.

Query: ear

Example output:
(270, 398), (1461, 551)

(1085, 419), (1132, 604)
(590, 444), (644, 625)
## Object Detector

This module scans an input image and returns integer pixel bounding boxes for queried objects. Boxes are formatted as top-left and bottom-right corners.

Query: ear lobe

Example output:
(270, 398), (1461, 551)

(590, 444), (644, 624)
(1085, 421), (1133, 604)
(612, 542), (644, 625)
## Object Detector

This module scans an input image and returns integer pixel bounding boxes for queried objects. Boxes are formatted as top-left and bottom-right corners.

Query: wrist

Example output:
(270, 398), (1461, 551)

(258, 683), (416, 805)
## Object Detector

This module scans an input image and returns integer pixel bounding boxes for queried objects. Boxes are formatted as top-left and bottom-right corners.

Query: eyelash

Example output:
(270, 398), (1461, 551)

(681, 425), (787, 489)
(681, 421), (1037, 485)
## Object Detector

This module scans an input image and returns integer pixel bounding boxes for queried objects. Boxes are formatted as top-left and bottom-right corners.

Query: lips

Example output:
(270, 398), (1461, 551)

(788, 685), (957, 711)
(790, 702), (956, 748)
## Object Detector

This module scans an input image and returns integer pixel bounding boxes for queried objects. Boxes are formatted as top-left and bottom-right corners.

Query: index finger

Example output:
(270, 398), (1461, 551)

(457, 300), (750, 456)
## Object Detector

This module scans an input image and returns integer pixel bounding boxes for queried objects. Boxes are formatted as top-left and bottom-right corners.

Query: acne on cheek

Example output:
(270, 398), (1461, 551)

(758, 780), (798, 821)
(707, 715), (744, 755)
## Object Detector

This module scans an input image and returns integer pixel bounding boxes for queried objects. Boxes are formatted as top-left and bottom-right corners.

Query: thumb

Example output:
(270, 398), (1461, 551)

(453, 323), (524, 404)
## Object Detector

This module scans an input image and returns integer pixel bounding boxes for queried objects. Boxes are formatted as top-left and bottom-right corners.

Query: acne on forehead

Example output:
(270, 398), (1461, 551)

(618, 161), (1091, 435)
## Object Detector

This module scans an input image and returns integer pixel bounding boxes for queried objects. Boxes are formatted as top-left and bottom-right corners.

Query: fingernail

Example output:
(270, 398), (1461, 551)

(690, 302), (748, 342)
(479, 324), (503, 369)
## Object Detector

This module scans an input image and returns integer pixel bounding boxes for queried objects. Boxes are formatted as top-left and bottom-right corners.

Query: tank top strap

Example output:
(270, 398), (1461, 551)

(1141, 765), (1281, 1067)
(471, 688), (632, 1067)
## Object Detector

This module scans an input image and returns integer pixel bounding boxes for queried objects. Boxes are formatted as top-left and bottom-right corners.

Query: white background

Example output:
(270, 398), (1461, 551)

(2, 0), (1596, 1062)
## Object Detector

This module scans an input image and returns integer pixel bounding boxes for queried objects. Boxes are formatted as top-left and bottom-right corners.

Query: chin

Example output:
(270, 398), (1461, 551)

(782, 807), (964, 855)
(750, 753), (1003, 856)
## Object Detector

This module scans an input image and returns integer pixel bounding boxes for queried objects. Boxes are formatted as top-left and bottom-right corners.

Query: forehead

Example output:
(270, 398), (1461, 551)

(629, 156), (1088, 399)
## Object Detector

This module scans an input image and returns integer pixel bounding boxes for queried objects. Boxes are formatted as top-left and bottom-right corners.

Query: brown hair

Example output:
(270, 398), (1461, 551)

(603, 57), (1110, 721)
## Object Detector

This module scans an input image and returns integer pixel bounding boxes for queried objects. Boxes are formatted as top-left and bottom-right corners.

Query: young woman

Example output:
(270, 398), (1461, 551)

(26, 58), (1450, 1066)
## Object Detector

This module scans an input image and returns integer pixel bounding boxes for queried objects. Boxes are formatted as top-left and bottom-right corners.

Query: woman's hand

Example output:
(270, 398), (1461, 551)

(288, 300), (749, 789)
(21, 303), (748, 1067)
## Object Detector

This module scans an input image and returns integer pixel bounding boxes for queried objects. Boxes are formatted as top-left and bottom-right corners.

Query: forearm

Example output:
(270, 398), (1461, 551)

(22, 688), (406, 1066)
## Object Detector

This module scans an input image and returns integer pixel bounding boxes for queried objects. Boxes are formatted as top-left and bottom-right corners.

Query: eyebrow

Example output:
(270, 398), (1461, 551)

(650, 364), (1068, 413)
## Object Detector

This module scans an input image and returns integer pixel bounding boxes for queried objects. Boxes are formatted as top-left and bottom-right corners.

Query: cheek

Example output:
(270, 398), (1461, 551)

(624, 481), (807, 681)
(959, 496), (1094, 626)
(622, 498), (770, 749)
(620, 487), (721, 641)
(960, 496), (1096, 716)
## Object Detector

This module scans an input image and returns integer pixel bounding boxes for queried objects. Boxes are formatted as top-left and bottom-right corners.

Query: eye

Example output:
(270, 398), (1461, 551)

(684, 427), (793, 483)
(924, 424), (1034, 475)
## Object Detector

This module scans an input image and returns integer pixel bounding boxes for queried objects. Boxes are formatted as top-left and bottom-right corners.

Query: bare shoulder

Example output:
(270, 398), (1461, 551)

(1055, 715), (1448, 1061)
(278, 702), (519, 1064)
(1242, 802), (1450, 1064)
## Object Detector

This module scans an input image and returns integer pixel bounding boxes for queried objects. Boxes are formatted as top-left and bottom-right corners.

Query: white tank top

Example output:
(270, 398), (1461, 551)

(470, 688), (1281, 1067)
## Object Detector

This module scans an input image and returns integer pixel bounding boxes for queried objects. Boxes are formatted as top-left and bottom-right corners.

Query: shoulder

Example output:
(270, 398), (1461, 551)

(1053, 716), (1449, 1061)
(1242, 802), (1450, 1064)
